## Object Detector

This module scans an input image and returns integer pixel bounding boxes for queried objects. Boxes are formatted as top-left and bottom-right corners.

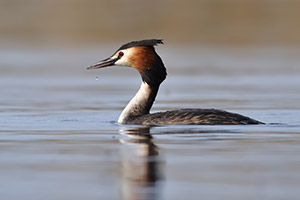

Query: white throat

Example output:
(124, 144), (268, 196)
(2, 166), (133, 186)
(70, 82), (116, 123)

(118, 82), (158, 124)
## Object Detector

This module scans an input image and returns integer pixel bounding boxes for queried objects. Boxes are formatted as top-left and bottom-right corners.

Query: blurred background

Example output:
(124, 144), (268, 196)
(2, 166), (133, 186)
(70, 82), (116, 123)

(1, 0), (300, 47)
(1, 0), (300, 76)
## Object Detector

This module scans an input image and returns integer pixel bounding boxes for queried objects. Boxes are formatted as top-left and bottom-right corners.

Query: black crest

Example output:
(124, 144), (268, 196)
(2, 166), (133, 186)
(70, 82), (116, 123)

(117, 39), (163, 51)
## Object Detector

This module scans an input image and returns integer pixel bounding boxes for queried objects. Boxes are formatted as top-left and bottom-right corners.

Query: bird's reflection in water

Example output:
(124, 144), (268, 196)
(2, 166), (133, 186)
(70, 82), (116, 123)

(119, 126), (164, 200)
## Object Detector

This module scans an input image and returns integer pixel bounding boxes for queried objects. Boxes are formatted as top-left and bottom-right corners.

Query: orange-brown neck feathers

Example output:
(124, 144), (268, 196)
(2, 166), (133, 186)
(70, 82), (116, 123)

(129, 46), (167, 86)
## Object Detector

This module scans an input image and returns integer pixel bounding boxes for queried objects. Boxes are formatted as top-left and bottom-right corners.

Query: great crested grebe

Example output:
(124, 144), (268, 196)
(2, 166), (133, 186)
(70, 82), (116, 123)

(87, 39), (263, 125)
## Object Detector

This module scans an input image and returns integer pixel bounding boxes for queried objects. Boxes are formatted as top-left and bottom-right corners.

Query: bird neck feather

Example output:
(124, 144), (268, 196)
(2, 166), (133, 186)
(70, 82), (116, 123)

(118, 82), (159, 124)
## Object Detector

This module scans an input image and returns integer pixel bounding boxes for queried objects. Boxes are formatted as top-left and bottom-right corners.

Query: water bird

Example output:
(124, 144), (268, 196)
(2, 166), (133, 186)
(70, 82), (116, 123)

(87, 39), (263, 125)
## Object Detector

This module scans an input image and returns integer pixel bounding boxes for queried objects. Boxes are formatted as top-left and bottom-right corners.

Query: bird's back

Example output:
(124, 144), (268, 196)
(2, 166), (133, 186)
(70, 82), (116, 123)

(126, 109), (263, 125)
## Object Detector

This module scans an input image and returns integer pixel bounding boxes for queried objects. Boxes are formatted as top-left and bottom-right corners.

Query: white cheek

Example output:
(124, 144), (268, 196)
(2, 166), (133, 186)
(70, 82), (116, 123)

(115, 48), (134, 66)
(115, 56), (130, 66)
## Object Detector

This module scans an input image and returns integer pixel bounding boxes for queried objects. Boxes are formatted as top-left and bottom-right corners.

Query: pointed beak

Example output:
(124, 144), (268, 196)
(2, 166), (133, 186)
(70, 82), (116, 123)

(87, 57), (119, 70)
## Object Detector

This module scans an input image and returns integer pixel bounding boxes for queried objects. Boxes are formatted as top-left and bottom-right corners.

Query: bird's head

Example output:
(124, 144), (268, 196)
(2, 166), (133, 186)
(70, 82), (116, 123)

(88, 39), (167, 86)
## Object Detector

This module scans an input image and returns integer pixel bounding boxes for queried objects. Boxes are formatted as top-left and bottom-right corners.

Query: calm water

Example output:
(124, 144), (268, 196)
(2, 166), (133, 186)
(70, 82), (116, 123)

(1, 46), (300, 200)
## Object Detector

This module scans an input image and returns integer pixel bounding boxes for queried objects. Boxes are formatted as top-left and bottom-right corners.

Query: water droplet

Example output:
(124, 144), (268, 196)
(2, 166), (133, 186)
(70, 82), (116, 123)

(95, 77), (99, 81)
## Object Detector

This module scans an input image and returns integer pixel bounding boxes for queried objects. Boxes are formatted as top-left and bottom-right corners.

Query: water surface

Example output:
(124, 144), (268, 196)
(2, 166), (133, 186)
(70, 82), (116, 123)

(1, 46), (300, 200)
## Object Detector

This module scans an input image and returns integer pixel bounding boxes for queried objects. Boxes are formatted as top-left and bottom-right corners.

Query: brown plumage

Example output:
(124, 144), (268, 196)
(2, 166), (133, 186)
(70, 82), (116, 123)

(87, 39), (264, 125)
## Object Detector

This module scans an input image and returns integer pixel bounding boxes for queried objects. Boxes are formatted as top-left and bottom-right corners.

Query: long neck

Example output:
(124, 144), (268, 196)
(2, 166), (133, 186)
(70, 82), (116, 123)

(118, 82), (159, 124)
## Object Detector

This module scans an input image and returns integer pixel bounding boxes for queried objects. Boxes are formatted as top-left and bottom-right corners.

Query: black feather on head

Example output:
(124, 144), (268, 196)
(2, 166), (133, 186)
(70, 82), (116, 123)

(117, 39), (163, 51)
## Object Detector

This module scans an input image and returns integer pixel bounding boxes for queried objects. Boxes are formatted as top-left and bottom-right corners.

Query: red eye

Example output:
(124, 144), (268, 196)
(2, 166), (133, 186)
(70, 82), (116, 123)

(119, 51), (124, 57)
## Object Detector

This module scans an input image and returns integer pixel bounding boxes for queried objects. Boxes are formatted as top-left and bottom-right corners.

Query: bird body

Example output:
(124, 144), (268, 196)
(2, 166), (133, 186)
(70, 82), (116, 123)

(124, 108), (262, 125)
(88, 39), (263, 125)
